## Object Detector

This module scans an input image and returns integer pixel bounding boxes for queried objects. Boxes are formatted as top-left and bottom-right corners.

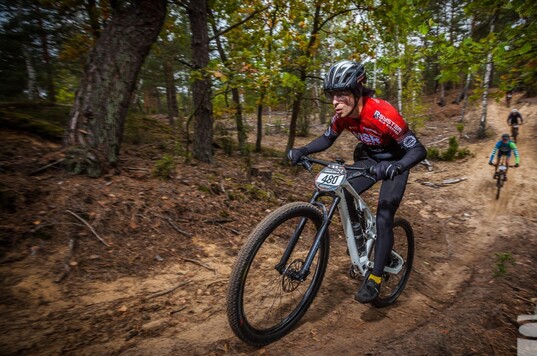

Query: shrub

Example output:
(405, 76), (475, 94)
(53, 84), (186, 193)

(152, 154), (175, 179)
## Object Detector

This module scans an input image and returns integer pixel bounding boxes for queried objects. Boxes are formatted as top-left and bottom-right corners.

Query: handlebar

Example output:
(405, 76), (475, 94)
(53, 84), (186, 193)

(299, 156), (376, 177)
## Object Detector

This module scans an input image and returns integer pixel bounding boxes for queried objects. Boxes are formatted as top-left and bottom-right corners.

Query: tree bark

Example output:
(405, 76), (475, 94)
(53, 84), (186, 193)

(164, 60), (179, 126)
(478, 19), (495, 139)
(35, 6), (56, 102)
(208, 10), (246, 155)
(64, 0), (166, 177)
(187, 0), (213, 163)
(284, 5), (321, 160)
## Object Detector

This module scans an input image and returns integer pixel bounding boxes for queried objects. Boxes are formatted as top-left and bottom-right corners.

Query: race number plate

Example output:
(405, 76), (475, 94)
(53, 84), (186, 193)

(315, 166), (345, 191)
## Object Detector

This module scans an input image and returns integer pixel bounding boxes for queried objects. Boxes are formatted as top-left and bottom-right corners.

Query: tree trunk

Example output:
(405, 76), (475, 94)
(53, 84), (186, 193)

(255, 93), (264, 152)
(17, 3), (38, 100)
(478, 19), (495, 139)
(85, 0), (101, 39)
(188, 0), (213, 163)
(22, 44), (38, 100)
(458, 73), (471, 122)
(164, 60), (179, 126)
(35, 7), (56, 102)
(64, 0), (166, 177)
(209, 9), (247, 155)
(284, 5), (321, 160)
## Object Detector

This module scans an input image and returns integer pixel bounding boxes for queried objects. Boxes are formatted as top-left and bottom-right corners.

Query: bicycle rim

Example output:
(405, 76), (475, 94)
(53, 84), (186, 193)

(496, 175), (502, 199)
(226, 202), (329, 346)
(373, 217), (414, 307)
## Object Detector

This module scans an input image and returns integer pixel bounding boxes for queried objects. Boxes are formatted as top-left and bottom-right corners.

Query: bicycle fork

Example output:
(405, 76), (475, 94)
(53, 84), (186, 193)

(274, 191), (338, 282)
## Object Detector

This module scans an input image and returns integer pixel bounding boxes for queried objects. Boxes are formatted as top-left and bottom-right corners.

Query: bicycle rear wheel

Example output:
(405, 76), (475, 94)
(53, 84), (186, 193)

(496, 173), (503, 199)
(373, 217), (414, 308)
(226, 202), (329, 346)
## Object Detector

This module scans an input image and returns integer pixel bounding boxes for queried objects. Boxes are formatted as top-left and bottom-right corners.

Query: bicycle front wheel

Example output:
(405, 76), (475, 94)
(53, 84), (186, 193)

(226, 202), (329, 346)
(496, 173), (503, 199)
(373, 217), (414, 308)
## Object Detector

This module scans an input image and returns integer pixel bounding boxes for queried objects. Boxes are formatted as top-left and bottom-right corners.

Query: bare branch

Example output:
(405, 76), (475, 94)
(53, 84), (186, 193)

(65, 210), (110, 247)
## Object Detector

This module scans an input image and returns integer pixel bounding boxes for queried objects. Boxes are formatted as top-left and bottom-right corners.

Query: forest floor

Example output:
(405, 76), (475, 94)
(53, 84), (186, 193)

(1, 93), (536, 356)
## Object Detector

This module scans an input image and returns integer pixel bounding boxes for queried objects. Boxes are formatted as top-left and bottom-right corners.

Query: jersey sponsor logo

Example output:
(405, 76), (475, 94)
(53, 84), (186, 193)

(362, 126), (382, 136)
(373, 110), (402, 135)
(358, 133), (382, 145)
(402, 134), (417, 148)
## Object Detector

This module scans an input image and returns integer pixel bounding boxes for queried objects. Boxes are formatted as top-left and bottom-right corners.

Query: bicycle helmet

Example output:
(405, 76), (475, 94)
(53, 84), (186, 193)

(502, 133), (510, 140)
(323, 60), (366, 95)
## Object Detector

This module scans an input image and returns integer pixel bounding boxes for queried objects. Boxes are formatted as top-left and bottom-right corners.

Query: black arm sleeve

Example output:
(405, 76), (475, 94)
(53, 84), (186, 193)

(302, 130), (338, 155)
(396, 131), (427, 172)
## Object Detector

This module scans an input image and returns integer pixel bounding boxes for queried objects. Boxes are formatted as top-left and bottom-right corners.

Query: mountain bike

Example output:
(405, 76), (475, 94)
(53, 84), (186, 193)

(493, 155), (509, 199)
(226, 156), (414, 346)
(510, 123), (522, 143)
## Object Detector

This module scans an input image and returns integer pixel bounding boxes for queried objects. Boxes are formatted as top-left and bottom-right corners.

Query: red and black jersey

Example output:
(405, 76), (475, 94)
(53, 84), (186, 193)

(329, 97), (407, 145)
(325, 97), (417, 160)
(303, 95), (426, 169)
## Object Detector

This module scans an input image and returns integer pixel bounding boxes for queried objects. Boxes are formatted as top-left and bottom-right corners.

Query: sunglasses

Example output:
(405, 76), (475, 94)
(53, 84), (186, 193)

(325, 90), (353, 100)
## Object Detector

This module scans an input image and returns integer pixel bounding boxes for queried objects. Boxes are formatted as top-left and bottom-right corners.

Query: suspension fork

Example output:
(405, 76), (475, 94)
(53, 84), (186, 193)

(274, 191), (340, 281)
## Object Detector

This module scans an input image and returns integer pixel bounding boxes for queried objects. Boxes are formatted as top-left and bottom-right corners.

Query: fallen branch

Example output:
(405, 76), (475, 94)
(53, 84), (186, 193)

(428, 137), (450, 146)
(183, 258), (216, 274)
(421, 159), (433, 172)
(30, 158), (65, 175)
(442, 177), (467, 185)
(161, 215), (193, 237)
(420, 181), (441, 188)
(65, 210), (110, 247)
(145, 280), (191, 300)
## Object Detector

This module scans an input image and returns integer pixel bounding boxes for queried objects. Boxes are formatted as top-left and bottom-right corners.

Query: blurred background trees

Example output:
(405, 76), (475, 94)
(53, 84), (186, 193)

(0, 0), (535, 176)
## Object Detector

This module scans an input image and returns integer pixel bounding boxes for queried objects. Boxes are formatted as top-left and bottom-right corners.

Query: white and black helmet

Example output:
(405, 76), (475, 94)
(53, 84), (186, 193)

(323, 60), (366, 94)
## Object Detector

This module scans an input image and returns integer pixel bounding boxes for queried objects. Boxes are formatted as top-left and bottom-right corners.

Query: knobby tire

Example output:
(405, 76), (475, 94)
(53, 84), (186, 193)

(496, 173), (503, 200)
(226, 202), (329, 346)
(372, 217), (414, 308)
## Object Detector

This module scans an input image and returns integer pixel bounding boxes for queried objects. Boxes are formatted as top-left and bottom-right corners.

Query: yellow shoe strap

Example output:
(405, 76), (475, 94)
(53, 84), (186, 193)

(369, 274), (382, 284)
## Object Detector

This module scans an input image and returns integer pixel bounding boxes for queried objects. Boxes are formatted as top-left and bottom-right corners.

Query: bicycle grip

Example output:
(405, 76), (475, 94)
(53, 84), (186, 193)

(301, 160), (312, 172)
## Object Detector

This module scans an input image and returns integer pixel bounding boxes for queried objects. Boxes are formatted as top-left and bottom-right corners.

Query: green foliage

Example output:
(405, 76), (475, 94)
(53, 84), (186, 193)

(243, 183), (276, 203)
(426, 136), (472, 161)
(152, 154), (176, 180)
(0, 102), (69, 141)
(456, 123), (465, 135)
(493, 252), (514, 277)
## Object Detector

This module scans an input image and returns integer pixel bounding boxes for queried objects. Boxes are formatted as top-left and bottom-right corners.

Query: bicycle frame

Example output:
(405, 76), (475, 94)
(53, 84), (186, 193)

(275, 165), (380, 281)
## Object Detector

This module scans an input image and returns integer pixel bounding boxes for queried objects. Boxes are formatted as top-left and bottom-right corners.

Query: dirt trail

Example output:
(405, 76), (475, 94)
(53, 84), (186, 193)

(1, 97), (536, 355)
(120, 98), (537, 355)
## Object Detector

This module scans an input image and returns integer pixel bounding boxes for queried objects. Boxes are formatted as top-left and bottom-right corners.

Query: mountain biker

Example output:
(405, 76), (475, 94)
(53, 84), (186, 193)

(488, 133), (520, 180)
(287, 60), (427, 304)
(506, 90), (513, 107)
(507, 109), (523, 126)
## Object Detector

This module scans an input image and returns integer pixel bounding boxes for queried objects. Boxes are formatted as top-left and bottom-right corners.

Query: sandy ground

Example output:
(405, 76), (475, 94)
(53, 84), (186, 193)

(1, 95), (536, 355)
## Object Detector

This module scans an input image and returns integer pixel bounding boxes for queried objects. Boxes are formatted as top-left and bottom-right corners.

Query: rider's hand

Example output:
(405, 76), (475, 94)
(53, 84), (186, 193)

(488, 161), (494, 166)
(515, 163), (519, 167)
(372, 161), (402, 181)
(287, 147), (308, 166)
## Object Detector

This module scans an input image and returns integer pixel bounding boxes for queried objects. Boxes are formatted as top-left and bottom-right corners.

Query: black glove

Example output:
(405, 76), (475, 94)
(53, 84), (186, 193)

(515, 163), (519, 167)
(372, 161), (402, 181)
(488, 161), (494, 166)
(287, 147), (308, 166)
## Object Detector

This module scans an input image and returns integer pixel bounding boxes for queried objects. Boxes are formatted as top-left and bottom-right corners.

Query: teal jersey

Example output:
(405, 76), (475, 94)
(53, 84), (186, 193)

(489, 140), (519, 164)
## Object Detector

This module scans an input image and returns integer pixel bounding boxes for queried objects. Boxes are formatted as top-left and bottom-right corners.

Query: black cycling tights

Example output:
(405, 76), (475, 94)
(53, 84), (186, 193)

(344, 158), (409, 277)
